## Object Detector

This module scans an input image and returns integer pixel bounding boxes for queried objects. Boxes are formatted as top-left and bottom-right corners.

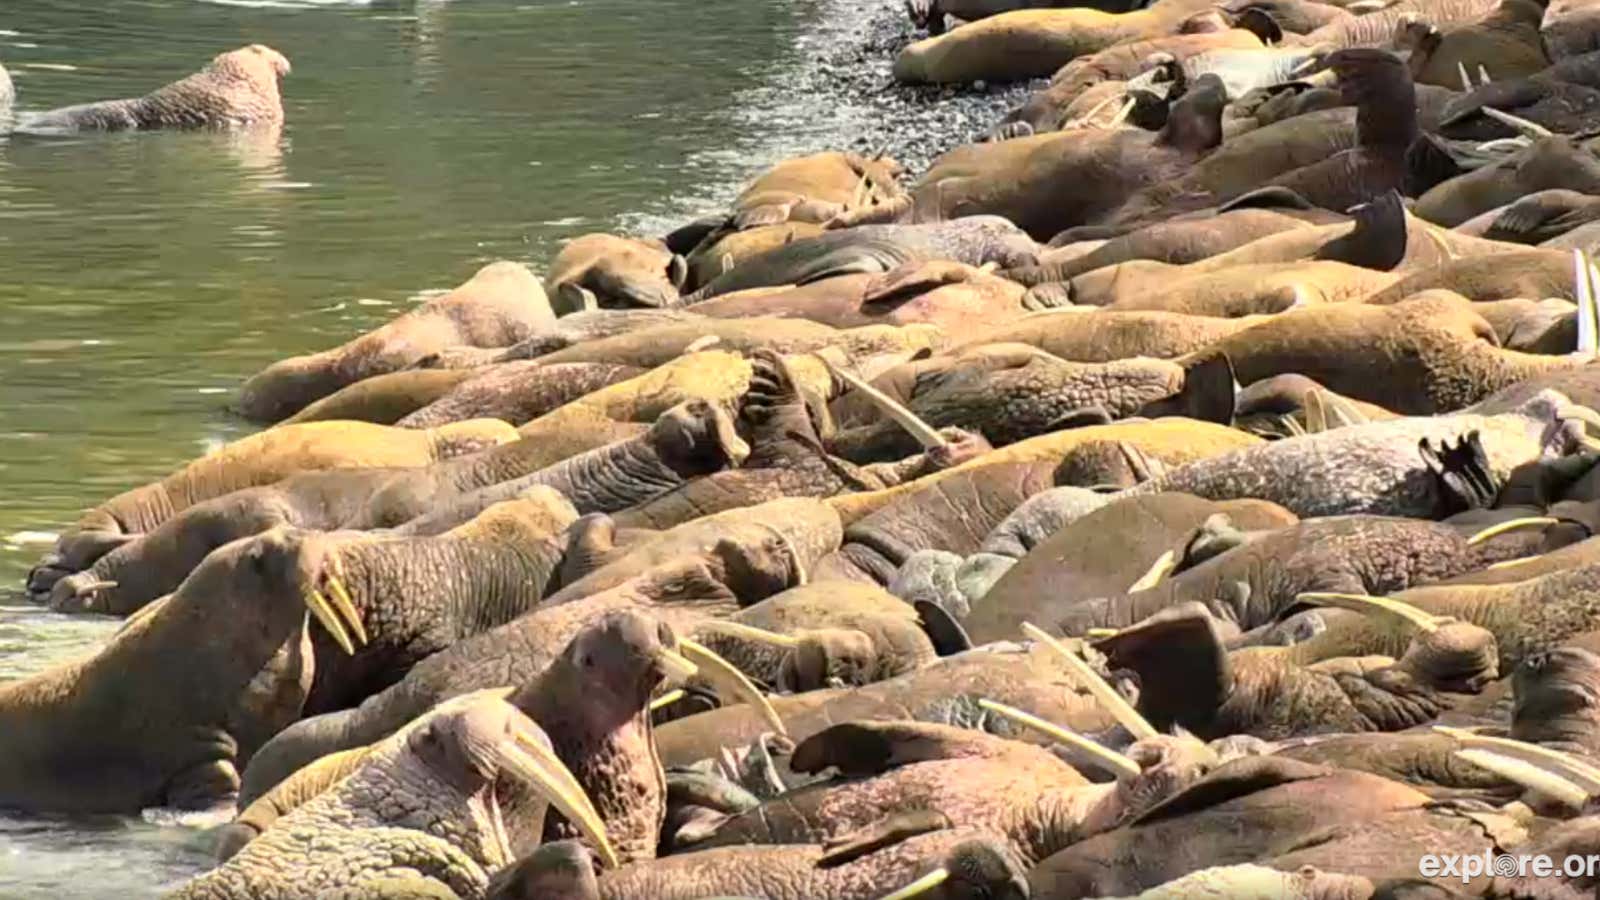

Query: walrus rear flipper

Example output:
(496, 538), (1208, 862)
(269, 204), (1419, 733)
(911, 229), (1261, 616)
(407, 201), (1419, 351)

(1421, 430), (1498, 516)
(1314, 190), (1406, 271)
(1094, 603), (1232, 735)
(1140, 352), (1236, 424)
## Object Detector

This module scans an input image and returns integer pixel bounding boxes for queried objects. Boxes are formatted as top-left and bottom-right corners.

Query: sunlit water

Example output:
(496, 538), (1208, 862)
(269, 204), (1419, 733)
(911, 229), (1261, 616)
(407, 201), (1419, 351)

(0, 0), (883, 893)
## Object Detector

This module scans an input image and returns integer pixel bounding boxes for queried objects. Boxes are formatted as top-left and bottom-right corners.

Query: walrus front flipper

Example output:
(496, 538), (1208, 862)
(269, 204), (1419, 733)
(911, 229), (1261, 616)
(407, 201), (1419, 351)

(817, 809), (952, 868)
(1315, 190), (1406, 271)
(1094, 603), (1232, 734)
(915, 599), (974, 656)
(1217, 186), (1319, 213)
(1421, 430), (1498, 516)
(1404, 133), (1463, 197)
(1488, 191), (1600, 244)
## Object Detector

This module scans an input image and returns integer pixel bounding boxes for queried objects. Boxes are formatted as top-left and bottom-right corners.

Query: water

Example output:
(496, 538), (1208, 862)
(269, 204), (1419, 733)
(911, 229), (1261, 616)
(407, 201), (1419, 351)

(0, 0), (853, 893)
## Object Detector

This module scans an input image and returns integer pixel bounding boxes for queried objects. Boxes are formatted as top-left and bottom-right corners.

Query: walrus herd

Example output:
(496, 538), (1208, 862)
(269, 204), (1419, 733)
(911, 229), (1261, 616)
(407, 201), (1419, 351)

(18, 0), (1600, 895)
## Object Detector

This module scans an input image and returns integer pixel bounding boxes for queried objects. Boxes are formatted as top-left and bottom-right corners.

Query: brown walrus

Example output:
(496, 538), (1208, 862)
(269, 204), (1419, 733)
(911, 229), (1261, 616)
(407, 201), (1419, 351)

(16, 44), (290, 134)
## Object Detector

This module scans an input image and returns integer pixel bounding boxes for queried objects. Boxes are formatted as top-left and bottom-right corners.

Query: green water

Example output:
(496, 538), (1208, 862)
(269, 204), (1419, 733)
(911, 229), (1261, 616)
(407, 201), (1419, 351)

(0, 0), (831, 893)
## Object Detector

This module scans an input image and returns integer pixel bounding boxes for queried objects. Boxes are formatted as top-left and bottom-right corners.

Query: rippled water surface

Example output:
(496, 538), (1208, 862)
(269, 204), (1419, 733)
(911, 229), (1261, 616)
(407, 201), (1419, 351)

(0, 0), (840, 893)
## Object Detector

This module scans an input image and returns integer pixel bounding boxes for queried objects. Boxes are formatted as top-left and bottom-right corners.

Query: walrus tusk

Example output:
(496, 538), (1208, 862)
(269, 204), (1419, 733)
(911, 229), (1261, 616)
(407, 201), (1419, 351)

(1466, 517), (1558, 545)
(1452, 748), (1591, 810)
(877, 867), (951, 900)
(1476, 137), (1531, 154)
(1436, 728), (1600, 795)
(1290, 55), (1321, 76)
(507, 723), (620, 869)
(695, 620), (803, 648)
(1086, 627), (1120, 639)
(648, 688), (687, 712)
(1477, 64), (1491, 85)
(1022, 621), (1159, 739)
(978, 698), (1141, 778)
(1064, 94), (1119, 130)
(1457, 61), (1472, 93)
(1480, 106), (1554, 137)
(1295, 592), (1442, 633)
(303, 587), (363, 656)
(1127, 550), (1177, 592)
(1556, 400), (1600, 450)
(73, 579), (118, 596)
(1575, 250), (1599, 358)
(1325, 391), (1368, 428)
(1107, 96), (1138, 128)
(1304, 389), (1329, 433)
(679, 638), (789, 737)
(1487, 555), (1542, 570)
(325, 555), (369, 648)
(823, 357), (949, 450)
(654, 645), (700, 684)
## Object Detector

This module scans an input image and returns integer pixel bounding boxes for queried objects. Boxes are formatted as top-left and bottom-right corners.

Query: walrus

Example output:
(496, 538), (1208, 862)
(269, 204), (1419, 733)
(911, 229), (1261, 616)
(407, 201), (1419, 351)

(14, 44), (290, 134)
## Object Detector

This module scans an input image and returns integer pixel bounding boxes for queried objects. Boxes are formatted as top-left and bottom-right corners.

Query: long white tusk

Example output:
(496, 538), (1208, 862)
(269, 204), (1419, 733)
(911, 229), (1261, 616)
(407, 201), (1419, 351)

(1320, 390), (1367, 429)
(1304, 388), (1329, 434)
(1466, 517), (1558, 546)
(1475, 138), (1531, 155)
(1108, 96), (1138, 128)
(1477, 64), (1491, 85)
(1458, 61), (1473, 93)
(1586, 254), (1600, 358)
(1481, 106), (1553, 138)
(1127, 550), (1177, 593)
(1454, 748), (1591, 810)
(1576, 250), (1598, 359)
(1066, 94), (1118, 129)
(1437, 727), (1600, 796)
(824, 358), (949, 450)
(1022, 621), (1158, 739)
(876, 868), (951, 900)
(1295, 592), (1443, 633)
(649, 688), (687, 712)
(979, 698), (1141, 778)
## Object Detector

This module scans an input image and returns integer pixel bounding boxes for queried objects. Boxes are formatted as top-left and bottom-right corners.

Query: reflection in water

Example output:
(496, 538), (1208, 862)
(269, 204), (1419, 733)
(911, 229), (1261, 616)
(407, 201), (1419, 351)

(0, 0), (821, 894)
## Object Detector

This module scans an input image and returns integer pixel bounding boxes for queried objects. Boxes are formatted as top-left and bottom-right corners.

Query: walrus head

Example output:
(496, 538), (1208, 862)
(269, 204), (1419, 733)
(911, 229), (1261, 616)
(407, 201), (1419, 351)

(211, 44), (292, 82)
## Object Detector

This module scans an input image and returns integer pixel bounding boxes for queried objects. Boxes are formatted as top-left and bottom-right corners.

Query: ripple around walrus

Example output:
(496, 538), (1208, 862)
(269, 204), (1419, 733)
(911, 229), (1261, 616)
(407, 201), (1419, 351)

(0, 0), (1029, 895)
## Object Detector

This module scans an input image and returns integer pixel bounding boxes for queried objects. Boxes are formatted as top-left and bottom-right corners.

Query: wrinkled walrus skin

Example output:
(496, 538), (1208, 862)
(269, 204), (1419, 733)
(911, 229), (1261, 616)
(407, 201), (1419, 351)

(35, 17), (1600, 900)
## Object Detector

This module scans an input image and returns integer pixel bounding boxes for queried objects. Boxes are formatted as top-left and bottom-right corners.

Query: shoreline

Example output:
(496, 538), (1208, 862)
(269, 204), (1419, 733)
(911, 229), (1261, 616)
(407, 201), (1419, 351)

(627, 0), (1041, 237)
